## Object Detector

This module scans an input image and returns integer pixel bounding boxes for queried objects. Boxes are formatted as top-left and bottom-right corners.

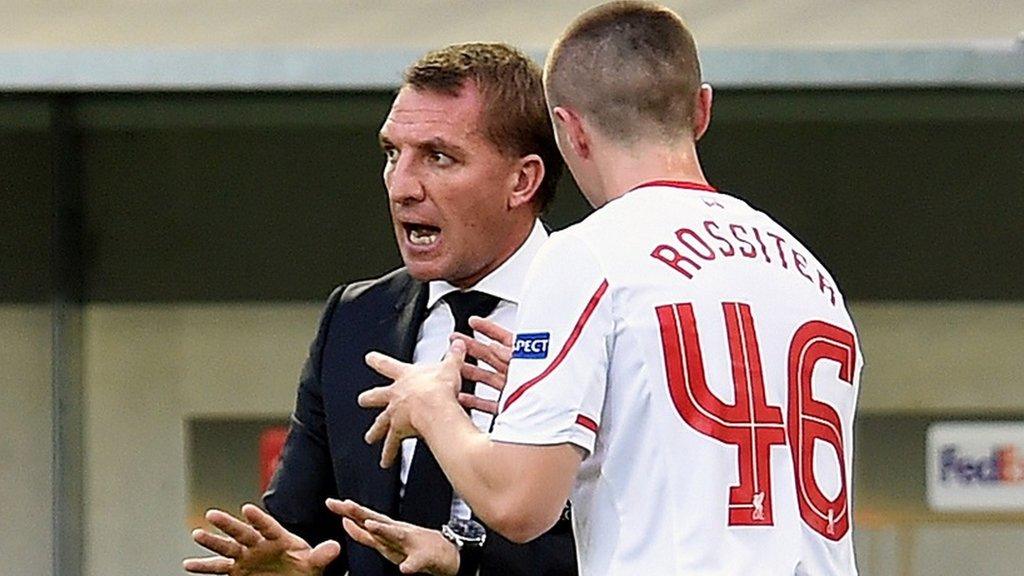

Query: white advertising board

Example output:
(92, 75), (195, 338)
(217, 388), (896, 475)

(926, 422), (1024, 512)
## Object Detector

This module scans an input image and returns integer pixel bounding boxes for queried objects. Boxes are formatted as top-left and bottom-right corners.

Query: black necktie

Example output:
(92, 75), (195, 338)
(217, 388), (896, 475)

(398, 290), (501, 529)
(444, 290), (502, 395)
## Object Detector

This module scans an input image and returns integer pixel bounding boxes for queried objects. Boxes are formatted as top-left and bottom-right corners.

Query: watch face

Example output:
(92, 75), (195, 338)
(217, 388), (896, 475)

(448, 518), (487, 542)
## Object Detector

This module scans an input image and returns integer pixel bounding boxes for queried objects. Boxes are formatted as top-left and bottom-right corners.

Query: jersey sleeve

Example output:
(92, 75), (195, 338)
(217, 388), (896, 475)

(490, 231), (613, 456)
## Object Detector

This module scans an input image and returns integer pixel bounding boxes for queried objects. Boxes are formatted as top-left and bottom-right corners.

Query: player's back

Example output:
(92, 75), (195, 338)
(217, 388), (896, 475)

(511, 181), (861, 575)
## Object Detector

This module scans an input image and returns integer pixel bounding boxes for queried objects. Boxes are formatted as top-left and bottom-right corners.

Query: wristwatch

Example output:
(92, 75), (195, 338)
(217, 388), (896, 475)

(441, 517), (487, 550)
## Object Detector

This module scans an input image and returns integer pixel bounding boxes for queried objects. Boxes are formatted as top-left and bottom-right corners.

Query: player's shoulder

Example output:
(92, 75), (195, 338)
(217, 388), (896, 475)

(552, 194), (635, 244)
(538, 225), (599, 262)
(522, 225), (610, 290)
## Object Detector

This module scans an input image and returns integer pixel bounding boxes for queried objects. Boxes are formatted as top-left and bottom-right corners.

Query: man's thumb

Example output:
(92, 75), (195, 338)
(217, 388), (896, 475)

(310, 540), (342, 568)
(444, 338), (468, 368)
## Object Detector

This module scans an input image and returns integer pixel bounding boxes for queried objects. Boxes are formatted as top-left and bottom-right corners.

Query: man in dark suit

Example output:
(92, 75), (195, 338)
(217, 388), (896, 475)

(183, 43), (576, 576)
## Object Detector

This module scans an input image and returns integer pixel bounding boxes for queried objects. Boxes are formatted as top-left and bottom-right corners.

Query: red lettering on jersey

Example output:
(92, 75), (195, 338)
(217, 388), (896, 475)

(651, 244), (701, 279)
(751, 227), (772, 263)
(817, 271), (837, 306)
(651, 222), (839, 307)
(657, 302), (786, 526)
(788, 321), (856, 540)
(703, 221), (736, 256)
(766, 231), (789, 269)
(793, 250), (814, 283)
(675, 228), (716, 261)
(657, 302), (856, 540)
(729, 224), (758, 258)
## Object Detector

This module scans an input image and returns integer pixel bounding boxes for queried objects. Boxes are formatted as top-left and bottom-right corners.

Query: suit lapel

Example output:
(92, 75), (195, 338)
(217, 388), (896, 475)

(379, 274), (429, 363)
(363, 274), (428, 515)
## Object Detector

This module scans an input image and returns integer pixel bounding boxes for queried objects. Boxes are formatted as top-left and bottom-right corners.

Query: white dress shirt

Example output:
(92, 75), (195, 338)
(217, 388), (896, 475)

(399, 219), (548, 520)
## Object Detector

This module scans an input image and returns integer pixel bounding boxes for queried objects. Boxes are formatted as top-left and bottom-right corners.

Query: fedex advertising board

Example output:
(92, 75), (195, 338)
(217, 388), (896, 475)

(926, 422), (1024, 511)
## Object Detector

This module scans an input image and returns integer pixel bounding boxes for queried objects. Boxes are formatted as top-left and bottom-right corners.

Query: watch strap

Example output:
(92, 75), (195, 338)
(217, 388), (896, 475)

(456, 544), (483, 576)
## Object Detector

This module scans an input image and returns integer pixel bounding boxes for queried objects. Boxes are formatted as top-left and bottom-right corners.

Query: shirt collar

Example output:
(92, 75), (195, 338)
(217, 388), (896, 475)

(427, 219), (548, 309)
(629, 179), (717, 193)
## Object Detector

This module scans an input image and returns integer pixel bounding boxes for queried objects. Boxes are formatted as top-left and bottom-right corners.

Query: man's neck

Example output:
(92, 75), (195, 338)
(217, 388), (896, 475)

(591, 140), (707, 206)
(447, 216), (537, 290)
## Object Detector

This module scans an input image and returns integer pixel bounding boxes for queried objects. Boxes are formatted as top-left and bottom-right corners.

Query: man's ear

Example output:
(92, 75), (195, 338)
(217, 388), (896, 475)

(693, 83), (713, 141)
(509, 154), (545, 210)
(553, 106), (591, 160)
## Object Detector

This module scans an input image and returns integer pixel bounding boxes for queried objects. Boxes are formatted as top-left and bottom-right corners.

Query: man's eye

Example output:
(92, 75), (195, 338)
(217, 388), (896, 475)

(429, 151), (454, 167)
(383, 147), (399, 163)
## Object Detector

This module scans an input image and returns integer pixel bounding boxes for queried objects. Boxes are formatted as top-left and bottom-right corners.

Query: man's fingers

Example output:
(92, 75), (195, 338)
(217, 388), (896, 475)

(460, 363), (505, 392)
(380, 429), (402, 468)
(468, 315), (514, 347)
(451, 333), (510, 373)
(342, 518), (404, 563)
(458, 392), (499, 415)
(399, 557), (428, 575)
(182, 556), (234, 574)
(442, 339), (467, 372)
(309, 539), (343, 569)
(364, 407), (391, 445)
(364, 409), (406, 469)
(326, 498), (392, 526)
(365, 351), (410, 380)
(364, 518), (408, 546)
(342, 517), (375, 547)
(241, 503), (287, 542)
(358, 385), (392, 409)
(205, 509), (261, 547)
(491, 340), (512, 367)
(191, 529), (243, 559)
(399, 561), (421, 575)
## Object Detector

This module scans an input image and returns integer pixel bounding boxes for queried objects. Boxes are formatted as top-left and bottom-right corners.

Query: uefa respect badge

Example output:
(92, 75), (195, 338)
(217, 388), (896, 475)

(512, 332), (550, 359)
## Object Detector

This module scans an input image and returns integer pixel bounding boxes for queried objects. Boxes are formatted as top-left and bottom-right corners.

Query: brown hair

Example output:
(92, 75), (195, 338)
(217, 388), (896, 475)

(545, 1), (702, 144)
(405, 42), (562, 213)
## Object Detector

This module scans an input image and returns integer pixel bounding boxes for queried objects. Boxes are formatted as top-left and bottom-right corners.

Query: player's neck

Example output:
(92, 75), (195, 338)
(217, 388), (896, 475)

(590, 140), (707, 206)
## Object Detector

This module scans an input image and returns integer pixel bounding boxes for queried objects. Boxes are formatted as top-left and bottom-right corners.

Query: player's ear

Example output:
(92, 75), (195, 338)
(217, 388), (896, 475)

(509, 153), (545, 210)
(552, 106), (590, 160)
(693, 83), (713, 141)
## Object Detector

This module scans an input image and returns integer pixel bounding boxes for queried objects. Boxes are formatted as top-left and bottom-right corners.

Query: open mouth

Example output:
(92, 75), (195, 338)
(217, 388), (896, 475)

(403, 222), (441, 247)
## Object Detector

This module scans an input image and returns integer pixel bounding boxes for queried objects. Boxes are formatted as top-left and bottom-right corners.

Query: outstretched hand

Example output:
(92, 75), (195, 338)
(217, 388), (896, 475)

(183, 504), (340, 576)
(452, 315), (514, 415)
(327, 498), (460, 576)
(360, 339), (467, 468)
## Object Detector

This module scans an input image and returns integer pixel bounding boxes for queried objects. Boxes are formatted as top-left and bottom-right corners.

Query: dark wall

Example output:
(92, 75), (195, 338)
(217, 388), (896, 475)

(0, 98), (53, 303)
(2, 89), (1021, 303)
(701, 90), (1024, 301)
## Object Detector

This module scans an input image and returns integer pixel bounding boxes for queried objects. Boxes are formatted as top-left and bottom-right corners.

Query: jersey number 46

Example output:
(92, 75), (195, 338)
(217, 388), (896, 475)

(656, 302), (857, 541)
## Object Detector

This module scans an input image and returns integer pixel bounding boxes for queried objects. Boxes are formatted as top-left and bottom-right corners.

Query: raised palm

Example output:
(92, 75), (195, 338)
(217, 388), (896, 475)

(184, 504), (339, 576)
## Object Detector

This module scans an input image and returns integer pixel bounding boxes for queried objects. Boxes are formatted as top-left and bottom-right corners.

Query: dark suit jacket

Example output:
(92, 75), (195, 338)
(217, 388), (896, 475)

(264, 268), (577, 576)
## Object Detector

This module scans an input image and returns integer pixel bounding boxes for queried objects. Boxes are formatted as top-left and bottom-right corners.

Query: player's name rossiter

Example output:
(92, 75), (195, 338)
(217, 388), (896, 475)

(651, 216), (839, 306)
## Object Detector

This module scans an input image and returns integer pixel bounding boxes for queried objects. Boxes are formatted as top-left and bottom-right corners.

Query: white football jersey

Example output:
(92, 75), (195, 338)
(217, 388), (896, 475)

(491, 181), (862, 576)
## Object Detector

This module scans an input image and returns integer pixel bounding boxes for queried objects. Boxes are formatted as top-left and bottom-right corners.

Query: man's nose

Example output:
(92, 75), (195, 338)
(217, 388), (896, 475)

(386, 158), (426, 205)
